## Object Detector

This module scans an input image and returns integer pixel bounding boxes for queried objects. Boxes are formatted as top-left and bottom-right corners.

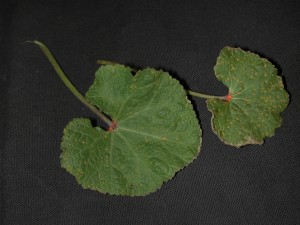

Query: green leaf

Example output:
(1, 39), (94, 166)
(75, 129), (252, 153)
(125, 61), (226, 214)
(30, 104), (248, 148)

(207, 47), (289, 147)
(61, 65), (201, 196)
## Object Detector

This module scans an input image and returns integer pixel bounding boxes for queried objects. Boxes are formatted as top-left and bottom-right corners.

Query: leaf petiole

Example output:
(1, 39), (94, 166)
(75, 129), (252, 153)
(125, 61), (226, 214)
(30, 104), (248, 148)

(30, 41), (112, 127)
(186, 90), (227, 100)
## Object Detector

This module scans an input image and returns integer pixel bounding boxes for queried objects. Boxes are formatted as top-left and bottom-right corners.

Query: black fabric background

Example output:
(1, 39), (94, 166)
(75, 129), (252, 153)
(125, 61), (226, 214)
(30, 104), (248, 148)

(2, 0), (300, 224)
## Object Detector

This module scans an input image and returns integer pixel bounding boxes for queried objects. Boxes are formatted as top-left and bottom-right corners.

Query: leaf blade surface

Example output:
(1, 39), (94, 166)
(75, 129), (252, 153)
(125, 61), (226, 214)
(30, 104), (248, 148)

(207, 47), (289, 147)
(61, 65), (201, 196)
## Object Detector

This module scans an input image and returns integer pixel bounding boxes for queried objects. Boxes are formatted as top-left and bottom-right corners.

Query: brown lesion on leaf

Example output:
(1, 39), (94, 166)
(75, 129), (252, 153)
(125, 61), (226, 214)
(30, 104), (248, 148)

(244, 136), (263, 146)
(107, 120), (118, 132)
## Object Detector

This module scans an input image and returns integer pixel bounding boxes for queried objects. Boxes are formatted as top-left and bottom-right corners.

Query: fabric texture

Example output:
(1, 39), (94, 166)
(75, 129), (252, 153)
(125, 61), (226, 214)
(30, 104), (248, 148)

(2, 0), (300, 224)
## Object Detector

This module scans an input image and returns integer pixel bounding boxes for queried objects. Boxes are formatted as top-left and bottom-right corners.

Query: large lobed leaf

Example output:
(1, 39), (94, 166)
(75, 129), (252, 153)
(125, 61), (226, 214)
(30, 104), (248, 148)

(60, 65), (201, 196)
(207, 47), (289, 147)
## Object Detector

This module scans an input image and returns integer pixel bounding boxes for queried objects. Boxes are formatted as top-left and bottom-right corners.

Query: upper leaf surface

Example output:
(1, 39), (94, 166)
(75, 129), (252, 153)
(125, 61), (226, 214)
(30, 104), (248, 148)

(61, 65), (201, 196)
(207, 47), (289, 147)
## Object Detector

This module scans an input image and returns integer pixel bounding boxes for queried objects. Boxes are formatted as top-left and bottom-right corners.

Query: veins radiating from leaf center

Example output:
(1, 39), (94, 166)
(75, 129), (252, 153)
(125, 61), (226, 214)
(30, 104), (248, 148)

(117, 73), (165, 122)
(115, 85), (132, 120)
(118, 126), (190, 146)
(115, 132), (141, 179)
(117, 128), (186, 168)
(233, 97), (260, 105)
(115, 131), (161, 187)
(117, 105), (160, 124)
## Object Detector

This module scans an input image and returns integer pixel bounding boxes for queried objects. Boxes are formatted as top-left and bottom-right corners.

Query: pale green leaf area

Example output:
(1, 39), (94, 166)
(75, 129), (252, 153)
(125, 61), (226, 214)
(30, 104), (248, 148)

(207, 47), (289, 147)
(61, 65), (202, 196)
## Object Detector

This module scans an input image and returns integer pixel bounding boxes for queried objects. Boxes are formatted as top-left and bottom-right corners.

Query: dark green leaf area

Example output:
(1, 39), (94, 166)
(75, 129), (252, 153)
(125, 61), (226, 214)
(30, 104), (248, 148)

(207, 47), (289, 147)
(61, 65), (201, 196)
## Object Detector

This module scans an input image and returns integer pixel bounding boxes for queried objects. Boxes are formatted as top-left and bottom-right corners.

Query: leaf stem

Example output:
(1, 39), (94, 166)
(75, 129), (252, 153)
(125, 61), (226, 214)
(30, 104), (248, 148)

(187, 90), (227, 100)
(30, 41), (112, 126)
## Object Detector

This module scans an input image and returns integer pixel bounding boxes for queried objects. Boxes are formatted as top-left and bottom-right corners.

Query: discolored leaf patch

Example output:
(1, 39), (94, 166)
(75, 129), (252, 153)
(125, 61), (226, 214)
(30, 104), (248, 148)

(207, 47), (289, 147)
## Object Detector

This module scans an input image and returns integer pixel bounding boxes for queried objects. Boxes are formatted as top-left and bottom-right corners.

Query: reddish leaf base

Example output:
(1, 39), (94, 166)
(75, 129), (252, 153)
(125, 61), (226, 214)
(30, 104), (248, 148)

(108, 120), (118, 132)
(225, 93), (233, 102)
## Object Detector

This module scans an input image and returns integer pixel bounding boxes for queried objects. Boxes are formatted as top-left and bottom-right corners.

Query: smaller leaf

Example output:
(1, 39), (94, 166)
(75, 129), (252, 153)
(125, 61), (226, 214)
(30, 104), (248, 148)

(207, 47), (289, 147)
